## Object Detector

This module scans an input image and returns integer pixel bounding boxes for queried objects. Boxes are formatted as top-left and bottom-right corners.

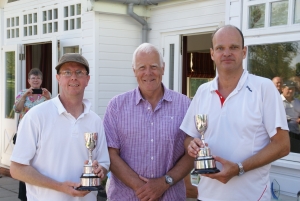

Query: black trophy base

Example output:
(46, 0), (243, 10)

(193, 168), (220, 174)
(76, 185), (104, 191)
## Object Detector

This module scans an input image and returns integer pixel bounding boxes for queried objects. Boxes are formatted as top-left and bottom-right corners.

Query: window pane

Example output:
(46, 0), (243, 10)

(11, 18), (14, 27)
(29, 26), (32, 36)
(16, 28), (19, 37)
(5, 51), (15, 119)
(77, 4), (81, 15)
(76, 18), (81, 29)
(12, 29), (14, 38)
(16, 17), (19, 26)
(24, 27), (27, 36)
(70, 19), (74, 30)
(249, 4), (265, 28)
(270, 1), (288, 26)
(70, 5), (75, 16)
(7, 18), (10, 27)
(64, 6), (68, 17)
(34, 13), (37, 23)
(54, 9), (58, 19)
(29, 14), (32, 24)
(48, 10), (52, 20)
(295, 0), (300, 23)
(54, 22), (58, 32)
(63, 46), (79, 54)
(248, 41), (300, 154)
(64, 20), (68, 31)
(48, 23), (52, 33)
(24, 15), (27, 25)
(43, 11), (47, 21)
(7, 30), (10, 38)
(43, 24), (47, 34)
(34, 25), (37, 35)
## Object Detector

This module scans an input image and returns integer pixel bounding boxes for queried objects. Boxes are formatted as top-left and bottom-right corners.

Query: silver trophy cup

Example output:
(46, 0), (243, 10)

(194, 114), (220, 174)
(77, 132), (102, 191)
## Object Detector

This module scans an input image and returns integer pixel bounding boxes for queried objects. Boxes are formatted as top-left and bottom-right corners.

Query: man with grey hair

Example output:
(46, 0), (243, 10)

(104, 43), (194, 200)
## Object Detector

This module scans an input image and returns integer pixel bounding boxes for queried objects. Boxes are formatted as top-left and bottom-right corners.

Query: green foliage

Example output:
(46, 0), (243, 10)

(248, 42), (299, 80)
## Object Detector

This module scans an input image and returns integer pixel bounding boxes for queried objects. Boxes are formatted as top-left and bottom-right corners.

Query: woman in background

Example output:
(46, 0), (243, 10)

(13, 68), (51, 201)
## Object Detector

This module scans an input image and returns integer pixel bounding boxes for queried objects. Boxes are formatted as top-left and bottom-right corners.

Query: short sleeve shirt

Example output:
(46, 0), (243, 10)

(180, 71), (288, 201)
(104, 84), (191, 201)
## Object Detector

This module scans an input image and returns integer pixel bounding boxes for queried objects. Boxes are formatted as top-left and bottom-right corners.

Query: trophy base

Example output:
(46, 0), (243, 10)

(76, 185), (104, 191)
(193, 168), (220, 174)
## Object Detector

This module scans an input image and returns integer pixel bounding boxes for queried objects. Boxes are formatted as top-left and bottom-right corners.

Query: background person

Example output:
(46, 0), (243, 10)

(181, 25), (290, 201)
(281, 80), (300, 152)
(272, 76), (283, 94)
(103, 43), (194, 201)
(10, 53), (110, 201)
(13, 68), (51, 201)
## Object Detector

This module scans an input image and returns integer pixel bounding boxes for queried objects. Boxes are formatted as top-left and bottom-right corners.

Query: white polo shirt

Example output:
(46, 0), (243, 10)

(11, 95), (110, 201)
(180, 70), (288, 201)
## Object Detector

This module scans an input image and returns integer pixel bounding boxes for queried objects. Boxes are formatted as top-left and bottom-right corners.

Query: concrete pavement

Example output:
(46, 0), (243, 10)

(0, 175), (19, 201)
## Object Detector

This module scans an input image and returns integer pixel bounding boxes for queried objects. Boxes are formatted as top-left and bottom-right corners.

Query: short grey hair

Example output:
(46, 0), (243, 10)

(132, 43), (164, 69)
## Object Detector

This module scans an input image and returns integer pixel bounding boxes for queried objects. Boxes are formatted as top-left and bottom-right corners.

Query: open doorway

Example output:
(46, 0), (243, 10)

(25, 43), (53, 93)
(182, 34), (215, 98)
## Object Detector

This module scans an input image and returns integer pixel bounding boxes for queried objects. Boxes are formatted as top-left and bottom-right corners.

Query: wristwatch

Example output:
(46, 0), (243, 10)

(237, 162), (245, 176)
(165, 175), (174, 186)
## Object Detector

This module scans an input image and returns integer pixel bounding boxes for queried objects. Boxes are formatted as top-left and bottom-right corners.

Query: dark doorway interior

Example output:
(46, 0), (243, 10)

(25, 43), (52, 93)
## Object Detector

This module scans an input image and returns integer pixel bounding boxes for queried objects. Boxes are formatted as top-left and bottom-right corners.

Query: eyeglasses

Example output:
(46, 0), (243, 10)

(29, 77), (42, 80)
(59, 70), (88, 77)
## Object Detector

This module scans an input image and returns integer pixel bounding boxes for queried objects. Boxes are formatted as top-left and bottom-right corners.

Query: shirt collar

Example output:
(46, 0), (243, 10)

(281, 94), (293, 103)
(53, 95), (91, 115)
(135, 83), (172, 105)
(210, 70), (248, 92)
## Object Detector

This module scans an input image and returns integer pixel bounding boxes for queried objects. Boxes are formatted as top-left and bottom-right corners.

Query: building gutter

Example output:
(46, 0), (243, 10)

(106, 0), (169, 43)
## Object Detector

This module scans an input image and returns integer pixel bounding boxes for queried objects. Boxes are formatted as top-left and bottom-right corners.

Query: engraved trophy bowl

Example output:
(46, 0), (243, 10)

(194, 114), (220, 174)
(76, 132), (102, 191)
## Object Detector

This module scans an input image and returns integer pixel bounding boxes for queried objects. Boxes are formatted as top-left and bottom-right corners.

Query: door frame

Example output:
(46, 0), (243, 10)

(0, 45), (20, 167)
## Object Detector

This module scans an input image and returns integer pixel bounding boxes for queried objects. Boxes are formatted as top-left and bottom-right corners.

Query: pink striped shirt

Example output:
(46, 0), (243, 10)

(104, 85), (191, 201)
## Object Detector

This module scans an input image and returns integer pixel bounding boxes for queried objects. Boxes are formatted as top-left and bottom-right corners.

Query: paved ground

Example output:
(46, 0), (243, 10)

(0, 175), (19, 201)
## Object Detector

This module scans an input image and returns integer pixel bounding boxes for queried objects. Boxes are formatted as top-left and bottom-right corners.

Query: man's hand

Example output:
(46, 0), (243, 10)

(187, 137), (205, 158)
(92, 160), (108, 179)
(61, 181), (90, 197)
(201, 155), (239, 184)
(135, 176), (169, 201)
(84, 160), (108, 179)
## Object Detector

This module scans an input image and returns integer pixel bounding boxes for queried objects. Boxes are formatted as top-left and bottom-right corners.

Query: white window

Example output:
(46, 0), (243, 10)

(6, 16), (20, 39)
(42, 8), (58, 34)
(23, 12), (37, 37)
(64, 4), (81, 31)
(295, 0), (300, 23)
(246, 0), (299, 30)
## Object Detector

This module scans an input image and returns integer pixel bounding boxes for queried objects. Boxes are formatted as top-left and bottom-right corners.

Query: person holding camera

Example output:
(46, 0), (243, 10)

(13, 68), (51, 201)
(14, 68), (51, 120)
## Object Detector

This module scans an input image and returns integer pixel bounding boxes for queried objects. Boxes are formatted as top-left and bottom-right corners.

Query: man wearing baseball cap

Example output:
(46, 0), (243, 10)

(281, 80), (300, 152)
(10, 53), (110, 201)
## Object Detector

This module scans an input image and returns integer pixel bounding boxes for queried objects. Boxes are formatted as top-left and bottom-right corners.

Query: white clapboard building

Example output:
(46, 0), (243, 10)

(0, 0), (299, 198)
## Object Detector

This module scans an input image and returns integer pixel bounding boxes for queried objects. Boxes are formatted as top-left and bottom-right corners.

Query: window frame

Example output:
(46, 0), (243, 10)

(243, 0), (299, 37)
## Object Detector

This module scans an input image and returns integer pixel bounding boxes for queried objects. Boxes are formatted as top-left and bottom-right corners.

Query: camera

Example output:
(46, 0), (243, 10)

(32, 89), (43, 94)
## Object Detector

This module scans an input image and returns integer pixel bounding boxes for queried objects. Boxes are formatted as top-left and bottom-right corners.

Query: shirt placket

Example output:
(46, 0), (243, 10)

(146, 102), (156, 179)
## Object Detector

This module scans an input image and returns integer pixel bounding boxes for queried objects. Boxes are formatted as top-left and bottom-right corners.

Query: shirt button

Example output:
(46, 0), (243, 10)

(151, 139), (153, 142)
(148, 107), (150, 110)
(151, 174), (154, 178)
(151, 122), (153, 126)
(151, 156), (153, 160)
